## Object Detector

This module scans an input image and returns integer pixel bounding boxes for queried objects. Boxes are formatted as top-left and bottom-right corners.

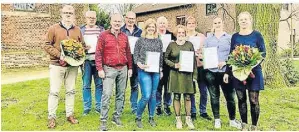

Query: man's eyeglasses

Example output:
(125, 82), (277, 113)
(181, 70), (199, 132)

(87, 17), (96, 20)
(126, 17), (136, 20)
(62, 12), (74, 15)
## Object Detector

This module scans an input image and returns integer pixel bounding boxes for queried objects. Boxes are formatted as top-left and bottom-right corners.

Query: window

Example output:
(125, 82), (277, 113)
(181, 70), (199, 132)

(282, 4), (289, 11)
(206, 4), (217, 16)
(176, 15), (186, 25)
(137, 21), (144, 30)
(13, 3), (35, 11)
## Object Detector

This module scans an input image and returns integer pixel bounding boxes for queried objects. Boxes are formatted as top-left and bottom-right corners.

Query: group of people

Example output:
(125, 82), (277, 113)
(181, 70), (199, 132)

(44, 5), (266, 131)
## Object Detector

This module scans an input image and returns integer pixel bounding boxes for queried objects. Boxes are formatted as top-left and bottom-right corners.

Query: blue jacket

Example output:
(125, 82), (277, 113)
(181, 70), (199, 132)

(120, 24), (142, 37)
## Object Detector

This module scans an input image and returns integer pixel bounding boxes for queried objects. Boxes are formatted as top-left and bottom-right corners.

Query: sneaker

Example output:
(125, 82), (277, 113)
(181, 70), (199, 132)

(200, 113), (212, 120)
(164, 107), (172, 116)
(214, 119), (221, 129)
(149, 117), (157, 127)
(250, 125), (258, 131)
(175, 116), (183, 129)
(185, 116), (195, 130)
(83, 110), (90, 116)
(191, 113), (197, 121)
(95, 109), (101, 114)
(131, 109), (137, 115)
(100, 121), (108, 131)
(241, 123), (248, 131)
(135, 118), (143, 128)
(230, 119), (242, 129)
(48, 118), (56, 129)
(112, 116), (122, 126)
(156, 107), (163, 116)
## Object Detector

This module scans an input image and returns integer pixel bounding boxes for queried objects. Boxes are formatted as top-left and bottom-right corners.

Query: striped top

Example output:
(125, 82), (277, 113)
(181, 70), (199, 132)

(81, 26), (104, 60)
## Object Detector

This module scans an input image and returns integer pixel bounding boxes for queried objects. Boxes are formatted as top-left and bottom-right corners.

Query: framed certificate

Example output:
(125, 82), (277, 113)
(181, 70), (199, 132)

(203, 47), (218, 69)
(145, 52), (160, 73)
(128, 36), (139, 54)
(160, 34), (171, 52)
(84, 35), (98, 53)
(179, 51), (194, 72)
(188, 36), (201, 50)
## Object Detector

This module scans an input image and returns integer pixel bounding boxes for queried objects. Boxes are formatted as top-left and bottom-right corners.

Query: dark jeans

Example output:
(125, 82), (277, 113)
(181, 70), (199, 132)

(156, 63), (172, 108)
(191, 67), (208, 114)
(130, 55), (139, 113)
(205, 71), (236, 120)
(81, 60), (103, 112)
(235, 88), (260, 126)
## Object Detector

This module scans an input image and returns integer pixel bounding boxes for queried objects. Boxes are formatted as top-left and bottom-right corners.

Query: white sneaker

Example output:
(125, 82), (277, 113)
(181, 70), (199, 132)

(230, 119), (242, 129)
(176, 116), (183, 129)
(185, 116), (195, 130)
(214, 119), (221, 129)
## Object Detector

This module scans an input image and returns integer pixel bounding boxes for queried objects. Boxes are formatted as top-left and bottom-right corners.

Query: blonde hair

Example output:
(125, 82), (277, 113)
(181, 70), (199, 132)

(185, 16), (197, 25)
(173, 25), (187, 37)
(238, 11), (253, 22)
(211, 16), (224, 33)
(141, 18), (158, 38)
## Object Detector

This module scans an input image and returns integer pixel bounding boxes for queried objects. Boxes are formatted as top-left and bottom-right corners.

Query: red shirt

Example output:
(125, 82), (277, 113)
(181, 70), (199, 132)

(95, 30), (132, 71)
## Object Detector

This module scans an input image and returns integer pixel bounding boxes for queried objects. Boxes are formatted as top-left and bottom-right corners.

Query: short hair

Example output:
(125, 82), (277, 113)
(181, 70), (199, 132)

(238, 11), (253, 22)
(173, 25), (187, 37)
(85, 11), (96, 17)
(157, 16), (168, 25)
(185, 16), (197, 25)
(141, 18), (158, 38)
(61, 5), (75, 14)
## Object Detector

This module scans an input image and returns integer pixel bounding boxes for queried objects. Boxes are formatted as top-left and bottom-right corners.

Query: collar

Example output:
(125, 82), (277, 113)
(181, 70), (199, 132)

(121, 24), (140, 32)
(212, 32), (227, 37)
(59, 21), (74, 30)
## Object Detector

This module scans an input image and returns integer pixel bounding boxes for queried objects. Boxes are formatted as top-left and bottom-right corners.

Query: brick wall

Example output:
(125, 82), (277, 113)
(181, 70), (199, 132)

(136, 4), (236, 35)
(1, 4), (89, 69)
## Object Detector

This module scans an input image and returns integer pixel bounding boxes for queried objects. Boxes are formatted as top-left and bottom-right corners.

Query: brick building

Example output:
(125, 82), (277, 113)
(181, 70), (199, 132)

(1, 3), (89, 69)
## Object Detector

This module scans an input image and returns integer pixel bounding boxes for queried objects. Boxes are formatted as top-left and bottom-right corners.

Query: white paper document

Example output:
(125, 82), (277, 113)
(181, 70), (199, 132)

(160, 34), (172, 52)
(145, 52), (160, 73)
(179, 51), (194, 72)
(128, 36), (139, 54)
(188, 36), (201, 50)
(203, 47), (219, 69)
(84, 35), (98, 53)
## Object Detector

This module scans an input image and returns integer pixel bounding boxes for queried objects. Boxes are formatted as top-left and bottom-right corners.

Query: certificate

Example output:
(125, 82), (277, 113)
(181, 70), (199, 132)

(160, 34), (171, 52)
(128, 36), (139, 54)
(84, 35), (98, 53)
(179, 51), (194, 72)
(203, 47), (219, 69)
(145, 52), (160, 73)
(188, 36), (201, 50)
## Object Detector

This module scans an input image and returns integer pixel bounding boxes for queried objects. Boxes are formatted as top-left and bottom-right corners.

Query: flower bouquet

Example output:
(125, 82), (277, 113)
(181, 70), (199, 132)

(227, 45), (264, 85)
(60, 39), (85, 66)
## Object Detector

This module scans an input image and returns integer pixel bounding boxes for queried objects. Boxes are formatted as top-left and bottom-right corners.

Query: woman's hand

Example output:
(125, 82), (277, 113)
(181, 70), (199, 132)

(137, 62), (149, 70)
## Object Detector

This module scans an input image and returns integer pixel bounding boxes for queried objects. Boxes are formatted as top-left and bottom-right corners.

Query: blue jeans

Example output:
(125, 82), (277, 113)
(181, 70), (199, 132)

(130, 57), (139, 113)
(136, 69), (160, 118)
(81, 60), (103, 113)
(191, 67), (208, 114)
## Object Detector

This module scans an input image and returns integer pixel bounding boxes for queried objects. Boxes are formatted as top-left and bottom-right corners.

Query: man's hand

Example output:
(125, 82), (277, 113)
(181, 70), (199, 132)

(59, 56), (67, 67)
(223, 74), (229, 84)
(98, 70), (105, 79)
(85, 45), (91, 50)
(175, 63), (180, 69)
(128, 69), (132, 77)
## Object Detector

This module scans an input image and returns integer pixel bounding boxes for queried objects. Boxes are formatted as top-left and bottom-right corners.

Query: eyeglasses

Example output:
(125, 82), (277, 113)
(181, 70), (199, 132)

(126, 17), (136, 20)
(87, 17), (96, 20)
(62, 12), (74, 15)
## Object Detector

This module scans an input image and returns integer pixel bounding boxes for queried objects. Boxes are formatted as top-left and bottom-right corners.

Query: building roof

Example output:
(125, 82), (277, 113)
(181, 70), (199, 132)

(133, 4), (191, 15)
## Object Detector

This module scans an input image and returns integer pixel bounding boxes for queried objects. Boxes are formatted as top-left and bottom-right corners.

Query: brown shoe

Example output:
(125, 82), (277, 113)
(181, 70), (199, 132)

(67, 116), (79, 124)
(48, 118), (56, 129)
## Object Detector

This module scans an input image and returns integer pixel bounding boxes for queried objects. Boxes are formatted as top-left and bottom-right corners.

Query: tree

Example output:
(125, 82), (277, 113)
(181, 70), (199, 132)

(236, 4), (287, 88)
(89, 4), (110, 29)
(114, 4), (138, 16)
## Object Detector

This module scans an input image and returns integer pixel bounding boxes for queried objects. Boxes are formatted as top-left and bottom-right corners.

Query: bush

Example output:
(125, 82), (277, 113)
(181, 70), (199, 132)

(280, 57), (299, 86)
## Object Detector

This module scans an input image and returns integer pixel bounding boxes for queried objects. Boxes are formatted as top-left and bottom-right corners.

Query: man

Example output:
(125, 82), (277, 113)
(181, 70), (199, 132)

(45, 5), (84, 128)
(120, 11), (142, 114)
(95, 13), (133, 131)
(80, 11), (105, 116)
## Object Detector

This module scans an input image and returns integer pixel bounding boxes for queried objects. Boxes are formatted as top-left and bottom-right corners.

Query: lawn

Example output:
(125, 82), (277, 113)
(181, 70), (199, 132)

(294, 60), (299, 72)
(1, 76), (299, 131)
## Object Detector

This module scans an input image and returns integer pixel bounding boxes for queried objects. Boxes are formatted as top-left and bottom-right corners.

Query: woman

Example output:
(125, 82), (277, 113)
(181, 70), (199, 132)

(156, 16), (176, 116)
(134, 18), (163, 128)
(165, 25), (197, 129)
(204, 17), (241, 129)
(185, 16), (212, 121)
(223, 12), (266, 131)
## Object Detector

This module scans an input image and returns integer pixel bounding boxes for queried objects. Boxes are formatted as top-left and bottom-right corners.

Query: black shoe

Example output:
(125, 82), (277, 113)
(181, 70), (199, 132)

(149, 117), (157, 127)
(100, 121), (108, 131)
(164, 107), (172, 116)
(200, 113), (212, 120)
(156, 107), (163, 116)
(191, 113), (197, 121)
(112, 116), (123, 126)
(135, 118), (143, 128)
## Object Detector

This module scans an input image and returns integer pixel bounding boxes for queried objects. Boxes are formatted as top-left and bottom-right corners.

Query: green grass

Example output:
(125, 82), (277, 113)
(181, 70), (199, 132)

(1, 76), (299, 131)
(293, 60), (299, 72)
